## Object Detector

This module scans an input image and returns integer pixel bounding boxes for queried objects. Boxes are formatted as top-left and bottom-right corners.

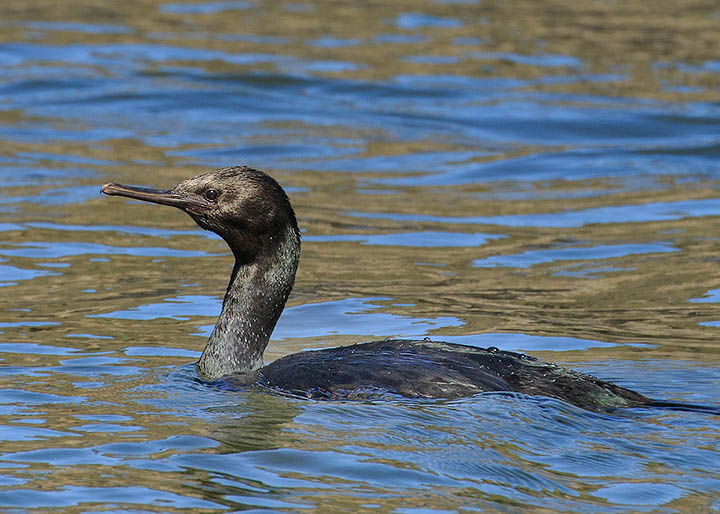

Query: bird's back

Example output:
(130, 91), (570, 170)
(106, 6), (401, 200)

(258, 339), (650, 410)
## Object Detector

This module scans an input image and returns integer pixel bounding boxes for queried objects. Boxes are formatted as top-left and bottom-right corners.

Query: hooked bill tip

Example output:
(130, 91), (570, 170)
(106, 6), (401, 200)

(101, 183), (117, 195)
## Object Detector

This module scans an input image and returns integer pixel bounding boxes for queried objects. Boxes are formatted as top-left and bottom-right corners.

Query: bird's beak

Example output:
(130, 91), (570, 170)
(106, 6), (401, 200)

(101, 183), (209, 215)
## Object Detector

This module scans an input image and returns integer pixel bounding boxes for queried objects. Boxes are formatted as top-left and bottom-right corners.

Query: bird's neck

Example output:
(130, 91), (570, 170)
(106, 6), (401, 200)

(197, 238), (298, 380)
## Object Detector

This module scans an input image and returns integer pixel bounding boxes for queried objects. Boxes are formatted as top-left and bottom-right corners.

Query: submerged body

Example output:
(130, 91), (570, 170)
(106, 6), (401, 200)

(258, 339), (649, 410)
(101, 166), (707, 413)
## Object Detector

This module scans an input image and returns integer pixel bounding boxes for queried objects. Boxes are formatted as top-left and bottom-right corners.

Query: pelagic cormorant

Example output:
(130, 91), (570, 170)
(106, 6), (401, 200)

(101, 166), (713, 412)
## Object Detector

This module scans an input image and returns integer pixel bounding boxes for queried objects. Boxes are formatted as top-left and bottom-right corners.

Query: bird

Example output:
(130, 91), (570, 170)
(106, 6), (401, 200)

(100, 166), (716, 413)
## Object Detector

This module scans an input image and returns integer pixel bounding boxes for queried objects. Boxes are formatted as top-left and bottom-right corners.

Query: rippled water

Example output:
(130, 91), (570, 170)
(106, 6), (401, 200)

(1, 0), (719, 511)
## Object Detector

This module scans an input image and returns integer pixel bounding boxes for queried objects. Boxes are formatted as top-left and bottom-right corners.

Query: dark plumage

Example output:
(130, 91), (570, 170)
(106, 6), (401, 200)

(101, 166), (716, 413)
(259, 339), (649, 410)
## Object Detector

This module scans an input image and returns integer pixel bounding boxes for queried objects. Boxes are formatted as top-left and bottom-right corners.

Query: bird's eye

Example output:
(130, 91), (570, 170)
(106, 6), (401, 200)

(204, 189), (219, 201)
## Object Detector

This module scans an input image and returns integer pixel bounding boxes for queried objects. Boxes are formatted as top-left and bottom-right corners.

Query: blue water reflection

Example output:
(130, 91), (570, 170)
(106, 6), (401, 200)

(393, 13), (462, 29)
(160, 1), (253, 14)
(91, 295), (221, 321)
(24, 22), (134, 34)
(192, 297), (463, 340)
(306, 231), (505, 247)
(0, 242), (215, 258)
(473, 242), (677, 268)
(349, 198), (720, 227)
(0, 265), (57, 287)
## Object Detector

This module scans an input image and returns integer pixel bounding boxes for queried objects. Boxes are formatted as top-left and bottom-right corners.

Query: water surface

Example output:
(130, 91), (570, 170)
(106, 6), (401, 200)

(1, 0), (719, 511)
